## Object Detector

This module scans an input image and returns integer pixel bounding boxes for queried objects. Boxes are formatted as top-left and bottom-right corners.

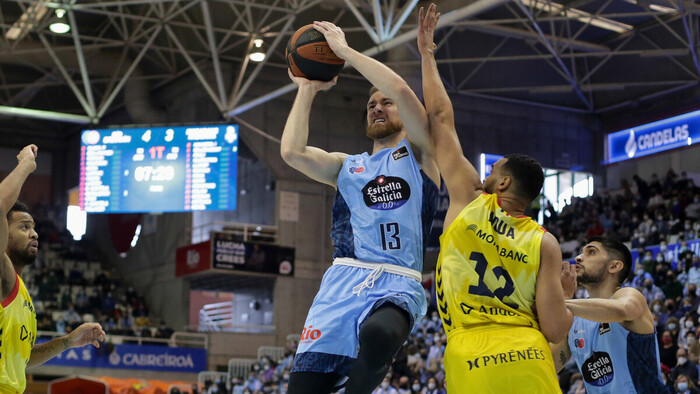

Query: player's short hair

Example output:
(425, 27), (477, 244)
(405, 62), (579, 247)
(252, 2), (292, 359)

(588, 236), (632, 285)
(7, 201), (29, 221)
(501, 154), (544, 202)
(369, 86), (379, 97)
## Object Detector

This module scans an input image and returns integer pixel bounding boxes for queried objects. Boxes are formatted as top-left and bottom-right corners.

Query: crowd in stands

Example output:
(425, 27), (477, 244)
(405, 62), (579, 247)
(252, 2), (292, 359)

(22, 203), (174, 343)
(210, 169), (700, 394)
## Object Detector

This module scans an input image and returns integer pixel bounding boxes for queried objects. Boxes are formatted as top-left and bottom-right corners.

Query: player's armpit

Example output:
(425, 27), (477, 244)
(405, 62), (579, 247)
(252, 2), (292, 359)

(549, 338), (572, 372)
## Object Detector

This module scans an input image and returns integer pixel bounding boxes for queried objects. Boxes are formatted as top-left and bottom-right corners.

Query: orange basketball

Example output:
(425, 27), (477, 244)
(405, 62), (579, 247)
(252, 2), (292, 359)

(286, 24), (345, 81)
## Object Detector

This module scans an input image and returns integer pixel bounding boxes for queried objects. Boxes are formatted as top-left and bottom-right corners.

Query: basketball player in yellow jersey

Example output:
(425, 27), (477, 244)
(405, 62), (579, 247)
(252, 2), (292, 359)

(0, 145), (106, 393)
(418, 4), (572, 393)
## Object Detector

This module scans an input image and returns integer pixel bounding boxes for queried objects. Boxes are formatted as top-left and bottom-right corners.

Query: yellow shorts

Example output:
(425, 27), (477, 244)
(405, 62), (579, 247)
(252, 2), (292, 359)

(444, 326), (560, 394)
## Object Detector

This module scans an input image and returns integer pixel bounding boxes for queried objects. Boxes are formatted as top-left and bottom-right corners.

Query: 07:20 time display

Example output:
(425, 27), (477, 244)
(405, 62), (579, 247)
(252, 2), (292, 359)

(134, 165), (175, 182)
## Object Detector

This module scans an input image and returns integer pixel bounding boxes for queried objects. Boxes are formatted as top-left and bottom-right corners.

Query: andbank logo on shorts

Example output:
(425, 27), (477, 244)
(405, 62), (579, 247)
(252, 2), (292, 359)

(300, 325), (322, 344)
(349, 166), (365, 174)
(582, 352), (614, 387)
(362, 175), (410, 210)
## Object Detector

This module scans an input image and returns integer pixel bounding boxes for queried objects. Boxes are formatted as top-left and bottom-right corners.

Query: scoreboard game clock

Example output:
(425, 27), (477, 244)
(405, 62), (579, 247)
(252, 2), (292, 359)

(79, 124), (238, 213)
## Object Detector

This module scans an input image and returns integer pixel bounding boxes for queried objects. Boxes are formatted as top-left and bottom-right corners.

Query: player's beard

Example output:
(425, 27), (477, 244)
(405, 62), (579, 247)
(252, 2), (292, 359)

(576, 264), (607, 285)
(7, 247), (36, 267)
(366, 118), (403, 140)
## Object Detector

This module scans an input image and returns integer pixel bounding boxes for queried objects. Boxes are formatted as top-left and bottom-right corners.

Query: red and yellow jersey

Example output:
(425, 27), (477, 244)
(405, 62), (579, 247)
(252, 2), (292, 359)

(436, 193), (546, 335)
(0, 275), (37, 393)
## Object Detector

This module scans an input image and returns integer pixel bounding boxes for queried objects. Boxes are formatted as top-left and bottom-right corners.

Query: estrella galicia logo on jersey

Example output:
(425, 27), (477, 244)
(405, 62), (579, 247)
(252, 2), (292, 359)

(574, 338), (585, 349)
(599, 323), (611, 335)
(392, 146), (409, 161)
(362, 175), (411, 210)
(349, 166), (365, 174)
(582, 352), (614, 386)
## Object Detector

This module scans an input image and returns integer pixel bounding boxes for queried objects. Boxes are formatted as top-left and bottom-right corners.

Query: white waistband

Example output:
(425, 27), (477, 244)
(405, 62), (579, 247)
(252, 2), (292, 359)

(333, 258), (422, 296)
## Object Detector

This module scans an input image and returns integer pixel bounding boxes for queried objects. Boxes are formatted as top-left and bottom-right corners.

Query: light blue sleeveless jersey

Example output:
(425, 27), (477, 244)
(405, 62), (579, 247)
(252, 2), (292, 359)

(331, 139), (438, 271)
(568, 316), (669, 393)
(291, 139), (438, 377)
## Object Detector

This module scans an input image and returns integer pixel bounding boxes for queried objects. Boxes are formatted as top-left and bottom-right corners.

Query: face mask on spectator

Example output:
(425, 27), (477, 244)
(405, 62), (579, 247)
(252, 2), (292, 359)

(264, 364), (270, 371)
(678, 356), (688, 365)
(660, 244), (667, 251)
(679, 382), (689, 391)
(686, 224), (692, 230)
(653, 304), (662, 312)
(639, 237), (646, 243)
(428, 383), (437, 390)
(669, 323), (678, 331)
(381, 382), (390, 389)
(656, 255), (664, 262)
(412, 384), (421, 391)
(644, 254), (652, 261)
(684, 305), (692, 312)
(687, 320), (695, 329)
(636, 269), (644, 276)
(663, 336), (673, 345)
(689, 336), (697, 344)
(283, 374), (289, 381)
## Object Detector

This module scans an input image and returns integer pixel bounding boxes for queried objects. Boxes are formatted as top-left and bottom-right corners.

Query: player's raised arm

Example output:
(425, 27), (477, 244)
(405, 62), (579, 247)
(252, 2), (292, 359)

(418, 4), (481, 215)
(312, 21), (439, 185)
(280, 70), (347, 187)
(0, 145), (38, 294)
(536, 234), (574, 343)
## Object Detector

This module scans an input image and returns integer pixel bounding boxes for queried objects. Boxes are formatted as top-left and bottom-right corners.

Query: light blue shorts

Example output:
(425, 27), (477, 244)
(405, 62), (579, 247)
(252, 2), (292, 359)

(291, 264), (427, 376)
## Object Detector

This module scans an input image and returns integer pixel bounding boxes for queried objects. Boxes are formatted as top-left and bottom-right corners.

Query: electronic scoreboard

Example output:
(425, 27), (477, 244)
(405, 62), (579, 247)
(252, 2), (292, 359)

(79, 125), (238, 213)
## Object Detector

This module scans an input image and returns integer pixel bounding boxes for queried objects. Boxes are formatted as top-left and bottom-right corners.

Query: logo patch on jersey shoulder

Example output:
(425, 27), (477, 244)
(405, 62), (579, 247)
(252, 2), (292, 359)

(392, 146), (409, 161)
(362, 175), (411, 210)
(582, 351), (614, 387)
(349, 166), (365, 174)
(598, 323), (611, 335)
(574, 338), (585, 348)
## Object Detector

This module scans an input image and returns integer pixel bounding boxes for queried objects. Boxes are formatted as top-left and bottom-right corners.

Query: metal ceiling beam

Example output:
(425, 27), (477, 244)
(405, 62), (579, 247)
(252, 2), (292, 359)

(228, 0), (515, 117)
(0, 105), (91, 123)
(514, 0), (592, 110)
(464, 23), (609, 52)
(67, 7), (96, 118)
(201, 0), (228, 108)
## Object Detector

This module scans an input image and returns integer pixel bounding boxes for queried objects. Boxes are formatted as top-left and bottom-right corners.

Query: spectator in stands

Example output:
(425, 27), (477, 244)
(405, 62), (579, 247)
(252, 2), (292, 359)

(244, 371), (262, 393)
(63, 303), (82, 324)
(642, 277), (666, 303)
(661, 330), (679, 368)
(423, 377), (445, 394)
(633, 266), (654, 288)
(664, 272), (685, 302)
(372, 376), (398, 394)
(685, 195), (700, 221)
(672, 347), (699, 387)
(674, 374), (699, 394)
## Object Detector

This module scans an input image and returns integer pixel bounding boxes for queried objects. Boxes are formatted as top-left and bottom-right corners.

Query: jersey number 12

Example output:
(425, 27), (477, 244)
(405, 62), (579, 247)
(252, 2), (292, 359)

(468, 251), (519, 309)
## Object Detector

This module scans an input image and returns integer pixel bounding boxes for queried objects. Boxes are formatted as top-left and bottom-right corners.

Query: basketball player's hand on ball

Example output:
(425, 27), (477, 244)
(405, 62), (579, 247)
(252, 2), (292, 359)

(560, 262), (577, 299)
(17, 144), (38, 173)
(418, 3), (440, 55)
(312, 21), (350, 59)
(288, 69), (337, 92)
(68, 322), (107, 348)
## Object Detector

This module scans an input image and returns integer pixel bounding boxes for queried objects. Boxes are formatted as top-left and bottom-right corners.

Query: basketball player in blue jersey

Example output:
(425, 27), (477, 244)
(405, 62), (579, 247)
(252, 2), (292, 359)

(281, 21), (440, 394)
(552, 237), (669, 393)
(1, 145), (106, 393)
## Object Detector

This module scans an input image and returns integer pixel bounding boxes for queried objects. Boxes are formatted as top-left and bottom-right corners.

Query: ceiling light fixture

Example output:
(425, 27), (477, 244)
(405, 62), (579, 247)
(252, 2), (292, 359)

(249, 38), (266, 62)
(521, 0), (633, 34)
(49, 9), (71, 34)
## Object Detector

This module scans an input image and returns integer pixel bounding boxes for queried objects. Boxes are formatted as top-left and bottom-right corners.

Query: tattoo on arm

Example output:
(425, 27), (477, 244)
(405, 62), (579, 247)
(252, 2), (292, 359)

(560, 350), (567, 366)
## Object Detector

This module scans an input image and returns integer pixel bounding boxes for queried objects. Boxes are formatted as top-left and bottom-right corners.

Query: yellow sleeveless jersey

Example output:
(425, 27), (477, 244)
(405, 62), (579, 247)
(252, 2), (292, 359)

(436, 193), (545, 334)
(0, 275), (37, 393)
